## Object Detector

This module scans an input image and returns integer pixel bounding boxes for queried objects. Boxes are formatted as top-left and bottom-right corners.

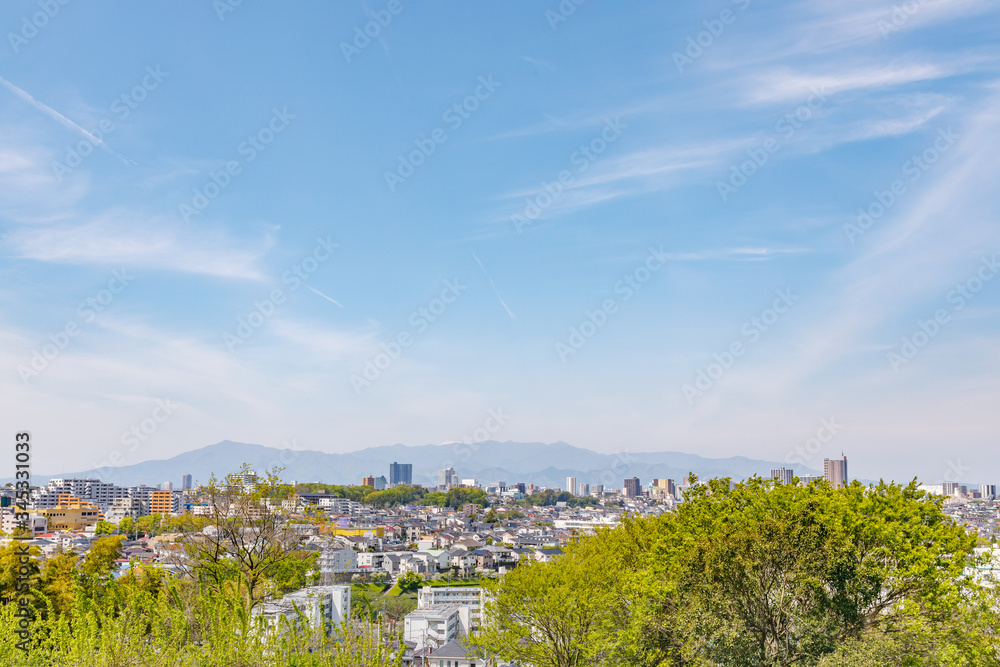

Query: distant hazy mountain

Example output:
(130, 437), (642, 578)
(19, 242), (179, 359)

(9, 440), (821, 489)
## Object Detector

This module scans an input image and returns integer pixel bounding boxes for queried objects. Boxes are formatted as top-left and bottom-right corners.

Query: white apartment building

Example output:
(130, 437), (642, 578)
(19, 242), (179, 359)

(251, 585), (351, 635)
(552, 517), (620, 533)
(317, 497), (362, 515)
(404, 604), (464, 650)
(417, 586), (484, 633)
(30, 478), (131, 512)
(318, 547), (357, 575)
(104, 497), (148, 524)
(1, 510), (47, 536)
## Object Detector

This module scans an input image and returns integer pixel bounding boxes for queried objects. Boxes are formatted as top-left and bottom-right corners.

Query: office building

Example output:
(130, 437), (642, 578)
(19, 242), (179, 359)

(36, 497), (101, 531)
(823, 455), (848, 489)
(579, 483), (590, 496)
(771, 468), (794, 485)
(181, 474), (193, 490)
(565, 477), (577, 496)
(624, 477), (641, 498)
(389, 462), (413, 486)
(439, 468), (459, 488)
(980, 484), (997, 500)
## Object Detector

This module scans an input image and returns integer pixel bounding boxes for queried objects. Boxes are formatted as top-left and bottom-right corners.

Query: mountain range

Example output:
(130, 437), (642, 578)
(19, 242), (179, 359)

(9, 440), (822, 490)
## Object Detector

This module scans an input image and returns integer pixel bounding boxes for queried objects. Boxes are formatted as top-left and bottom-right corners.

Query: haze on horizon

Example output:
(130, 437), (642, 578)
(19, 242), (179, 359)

(2, 1), (999, 485)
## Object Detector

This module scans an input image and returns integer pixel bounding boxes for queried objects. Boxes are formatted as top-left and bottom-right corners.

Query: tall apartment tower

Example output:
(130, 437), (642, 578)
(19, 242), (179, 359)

(624, 477), (641, 498)
(771, 468), (794, 485)
(823, 455), (848, 489)
(565, 477), (577, 496)
(389, 462), (412, 486)
(181, 474), (193, 491)
(980, 484), (997, 500)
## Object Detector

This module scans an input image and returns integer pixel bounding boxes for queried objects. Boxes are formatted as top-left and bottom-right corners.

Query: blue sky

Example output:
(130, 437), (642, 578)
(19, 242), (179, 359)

(2, 0), (999, 484)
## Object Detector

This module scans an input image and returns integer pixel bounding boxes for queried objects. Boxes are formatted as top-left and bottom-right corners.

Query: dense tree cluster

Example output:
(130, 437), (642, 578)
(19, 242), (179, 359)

(469, 477), (1000, 666)
(419, 487), (489, 509)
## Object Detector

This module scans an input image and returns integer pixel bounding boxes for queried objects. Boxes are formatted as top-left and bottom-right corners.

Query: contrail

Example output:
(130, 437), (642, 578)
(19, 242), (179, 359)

(305, 285), (344, 308)
(0, 74), (135, 166)
(473, 252), (517, 320)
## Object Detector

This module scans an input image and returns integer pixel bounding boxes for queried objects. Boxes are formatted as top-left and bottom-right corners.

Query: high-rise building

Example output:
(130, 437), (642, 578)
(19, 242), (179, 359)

(161, 481), (173, 491)
(771, 468), (794, 485)
(374, 475), (388, 491)
(514, 483), (526, 494)
(565, 477), (577, 496)
(439, 468), (458, 488)
(389, 462), (412, 486)
(624, 477), (641, 498)
(799, 475), (822, 486)
(362, 476), (375, 488)
(181, 474), (193, 490)
(823, 455), (848, 489)
(592, 484), (604, 495)
(579, 483), (590, 496)
(651, 478), (676, 497)
(980, 484), (997, 500)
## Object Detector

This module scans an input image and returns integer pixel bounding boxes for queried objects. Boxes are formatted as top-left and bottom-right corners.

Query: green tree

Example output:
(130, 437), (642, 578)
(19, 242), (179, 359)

(93, 520), (116, 536)
(468, 549), (615, 667)
(477, 477), (989, 667)
(40, 548), (79, 616)
(183, 463), (299, 611)
(396, 570), (423, 591)
(82, 535), (125, 581)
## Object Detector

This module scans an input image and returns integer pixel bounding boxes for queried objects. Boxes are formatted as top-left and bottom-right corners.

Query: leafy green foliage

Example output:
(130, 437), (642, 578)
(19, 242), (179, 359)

(419, 487), (488, 509)
(474, 478), (998, 667)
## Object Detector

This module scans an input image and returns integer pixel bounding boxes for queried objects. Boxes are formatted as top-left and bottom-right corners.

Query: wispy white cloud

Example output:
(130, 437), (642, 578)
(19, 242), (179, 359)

(7, 211), (273, 280)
